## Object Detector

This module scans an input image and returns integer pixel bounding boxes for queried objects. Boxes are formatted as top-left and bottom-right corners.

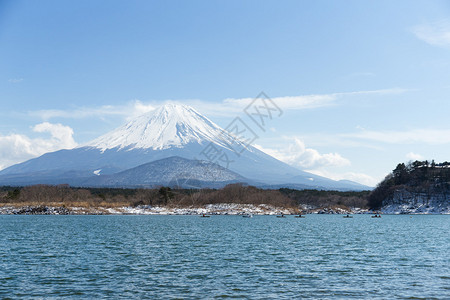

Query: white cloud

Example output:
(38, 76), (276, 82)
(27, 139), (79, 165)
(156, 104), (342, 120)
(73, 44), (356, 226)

(26, 88), (410, 121)
(223, 88), (408, 112)
(0, 134), (34, 170)
(253, 137), (377, 186)
(343, 129), (450, 145)
(132, 100), (156, 115)
(254, 137), (350, 169)
(224, 94), (337, 111)
(8, 78), (23, 83)
(305, 169), (379, 187)
(252, 137), (381, 186)
(412, 20), (450, 48)
(347, 72), (376, 78)
(29, 107), (114, 120)
(406, 152), (423, 161)
(0, 122), (77, 170)
(32, 122), (78, 151)
(28, 100), (157, 121)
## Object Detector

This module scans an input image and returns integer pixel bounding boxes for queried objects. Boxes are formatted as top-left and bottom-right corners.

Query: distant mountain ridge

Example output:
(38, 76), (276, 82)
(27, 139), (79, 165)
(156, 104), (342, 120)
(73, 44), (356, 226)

(0, 104), (370, 190)
(88, 156), (248, 188)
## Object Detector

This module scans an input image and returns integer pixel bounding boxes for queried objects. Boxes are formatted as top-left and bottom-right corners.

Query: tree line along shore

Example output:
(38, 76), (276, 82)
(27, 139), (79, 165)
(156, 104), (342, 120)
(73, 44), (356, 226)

(0, 184), (370, 213)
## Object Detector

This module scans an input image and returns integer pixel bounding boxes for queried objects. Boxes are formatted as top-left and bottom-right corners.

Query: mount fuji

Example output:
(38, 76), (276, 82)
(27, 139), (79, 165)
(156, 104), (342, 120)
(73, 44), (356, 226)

(0, 104), (369, 190)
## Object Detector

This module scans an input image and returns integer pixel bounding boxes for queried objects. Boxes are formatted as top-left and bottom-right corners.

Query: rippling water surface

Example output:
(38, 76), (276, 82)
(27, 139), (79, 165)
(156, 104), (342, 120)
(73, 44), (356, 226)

(0, 215), (449, 299)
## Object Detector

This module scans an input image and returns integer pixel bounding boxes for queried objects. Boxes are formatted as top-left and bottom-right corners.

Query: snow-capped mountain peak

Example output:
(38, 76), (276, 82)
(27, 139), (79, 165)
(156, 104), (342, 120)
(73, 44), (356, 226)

(86, 103), (234, 151)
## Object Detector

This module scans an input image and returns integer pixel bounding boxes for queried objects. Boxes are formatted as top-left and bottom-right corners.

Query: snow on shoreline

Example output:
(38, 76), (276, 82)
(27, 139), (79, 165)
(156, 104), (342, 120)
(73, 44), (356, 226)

(0, 203), (448, 215)
(382, 203), (450, 214)
(0, 203), (294, 215)
(382, 189), (450, 214)
(115, 203), (294, 215)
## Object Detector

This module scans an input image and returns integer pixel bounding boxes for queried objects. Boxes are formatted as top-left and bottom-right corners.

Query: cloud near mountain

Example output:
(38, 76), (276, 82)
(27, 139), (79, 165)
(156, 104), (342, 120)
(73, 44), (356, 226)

(254, 137), (350, 169)
(0, 122), (77, 170)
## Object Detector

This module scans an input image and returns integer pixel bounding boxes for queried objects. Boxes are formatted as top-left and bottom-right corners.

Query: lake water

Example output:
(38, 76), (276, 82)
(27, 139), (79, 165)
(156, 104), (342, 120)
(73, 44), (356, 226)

(0, 215), (449, 299)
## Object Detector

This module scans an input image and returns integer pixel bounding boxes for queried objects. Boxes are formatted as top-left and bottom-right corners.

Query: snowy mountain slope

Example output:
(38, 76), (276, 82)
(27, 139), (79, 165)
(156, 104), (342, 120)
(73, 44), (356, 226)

(86, 103), (238, 151)
(0, 104), (370, 190)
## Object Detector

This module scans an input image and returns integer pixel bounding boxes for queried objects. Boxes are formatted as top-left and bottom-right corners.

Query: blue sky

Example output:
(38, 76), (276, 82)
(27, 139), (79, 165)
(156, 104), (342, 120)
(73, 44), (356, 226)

(1, 0), (450, 186)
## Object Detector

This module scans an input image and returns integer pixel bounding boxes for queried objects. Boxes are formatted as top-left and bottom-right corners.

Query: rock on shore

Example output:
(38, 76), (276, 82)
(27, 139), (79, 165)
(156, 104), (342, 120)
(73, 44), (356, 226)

(381, 189), (450, 214)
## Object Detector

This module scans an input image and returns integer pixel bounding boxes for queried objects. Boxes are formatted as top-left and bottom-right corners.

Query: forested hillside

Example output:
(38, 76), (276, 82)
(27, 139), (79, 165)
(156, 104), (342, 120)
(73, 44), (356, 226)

(368, 160), (450, 211)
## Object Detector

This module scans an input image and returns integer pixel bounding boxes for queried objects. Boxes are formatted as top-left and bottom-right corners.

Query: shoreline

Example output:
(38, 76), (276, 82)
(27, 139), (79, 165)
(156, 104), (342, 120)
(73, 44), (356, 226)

(1, 203), (448, 215)
(0, 203), (296, 215)
(0, 203), (354, 215)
